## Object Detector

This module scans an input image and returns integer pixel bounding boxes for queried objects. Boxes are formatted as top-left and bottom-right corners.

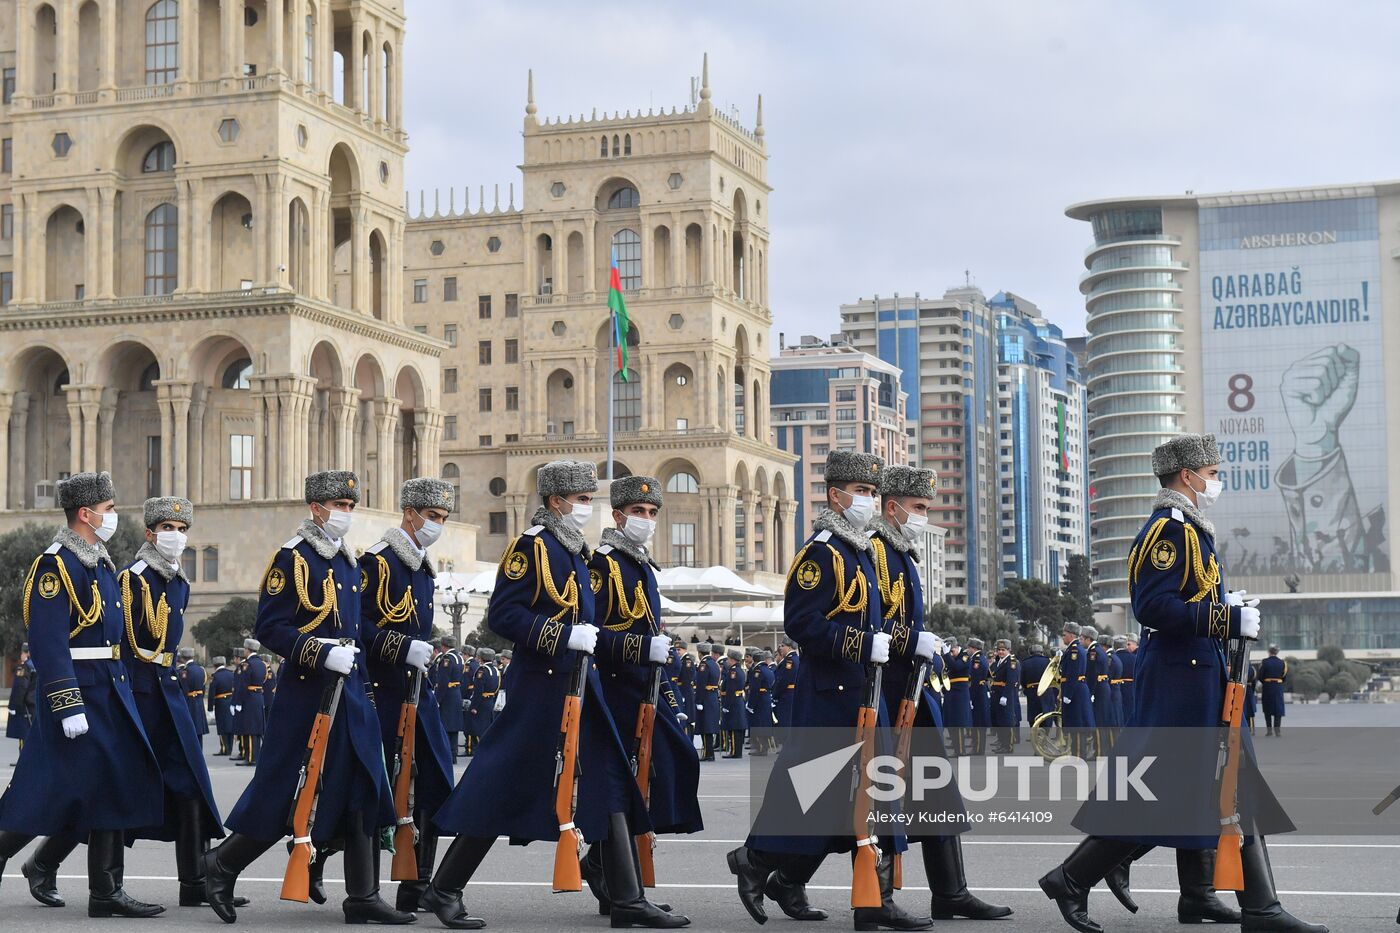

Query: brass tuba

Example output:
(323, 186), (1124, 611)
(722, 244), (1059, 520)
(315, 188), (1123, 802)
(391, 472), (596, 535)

(1031, 650), (1071, 761)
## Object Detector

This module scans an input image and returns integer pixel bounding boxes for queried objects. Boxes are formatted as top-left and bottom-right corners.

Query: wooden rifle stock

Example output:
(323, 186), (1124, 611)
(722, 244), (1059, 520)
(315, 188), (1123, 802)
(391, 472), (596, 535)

(889, 659), (930, 890)
(1213, 636), (1249, 891)
(281, 663), (348, 902)
(633, 663), (663, 887)
(390, 668), (424, 881)
(851, 662), (883, 909)
(552, 652), (589, 892)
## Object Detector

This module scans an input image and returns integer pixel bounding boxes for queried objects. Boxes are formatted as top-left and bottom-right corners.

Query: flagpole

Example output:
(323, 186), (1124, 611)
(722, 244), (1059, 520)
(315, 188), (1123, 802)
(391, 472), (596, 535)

(607, 299), (616, 481)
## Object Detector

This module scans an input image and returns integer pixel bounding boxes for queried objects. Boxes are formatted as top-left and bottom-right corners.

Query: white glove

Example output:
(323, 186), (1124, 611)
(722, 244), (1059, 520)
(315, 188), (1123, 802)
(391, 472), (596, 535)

(568, 623), (599, 655)
(1063, 696), (1071, 704)
(870, 632), (892, 664)
(1240, 606), (1261, 640)
(232, 705), (242, 713)
(696, 703), (703, 710)
(325, 644), (360, 675)
(1225, 589), (1246, 608)
(999, 697), (1008, 707)
(647, 638), (670, 665)
(62, 712), (89, 739)
(677, 712), (689, 723)
(914, 632), (940, 660)
(405, 639), (433, 672)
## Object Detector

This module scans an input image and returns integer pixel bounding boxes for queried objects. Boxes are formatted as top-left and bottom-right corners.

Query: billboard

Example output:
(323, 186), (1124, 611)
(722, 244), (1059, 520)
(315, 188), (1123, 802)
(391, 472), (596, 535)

(1199, 197), (1389, 584)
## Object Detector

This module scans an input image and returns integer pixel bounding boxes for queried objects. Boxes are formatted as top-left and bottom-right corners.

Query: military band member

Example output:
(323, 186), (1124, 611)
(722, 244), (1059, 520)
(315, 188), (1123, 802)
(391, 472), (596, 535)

(748, 650), (775, 756)
(581, 474), (703, 915)
(209, 656), (235, 756)
(720, 647), (749, 759)
(1087, 631), (1114, 753)
(234, 638), (265, 767)
(1057, 623), (1094, 760)
(942, 636), (972, 753)
(1040, 434), (1325, 933)
(729, 450), (932, 930)
(460, 644), (479, 756)
(771, 642), (797, 730)
(678, 649), (697, 732)
(228, 646), (247, 760)
(423, 460), (679, 930)
(6, 643), (33, 754)
(1117, 634), (1138, 728)
(1107, 635), (1126, 737)
(0, 472), (165, 917)
(179, 647), (209, 750)
(966, 637), (989, 755)
(1259, 645), (1287, 736)
(205, 470), (408, 925)
(695, 643), (722, 761)
(469, 648), (500, 739)
(434, 636), (465, 762)
(1020, 642), (1050, 728)
(868, 464), (1012, 921)
(989, 639), (1020, 754)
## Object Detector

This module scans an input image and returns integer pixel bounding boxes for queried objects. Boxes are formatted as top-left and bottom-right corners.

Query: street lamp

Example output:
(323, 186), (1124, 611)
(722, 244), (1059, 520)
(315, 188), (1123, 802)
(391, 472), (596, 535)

(441, 584), (471, 646)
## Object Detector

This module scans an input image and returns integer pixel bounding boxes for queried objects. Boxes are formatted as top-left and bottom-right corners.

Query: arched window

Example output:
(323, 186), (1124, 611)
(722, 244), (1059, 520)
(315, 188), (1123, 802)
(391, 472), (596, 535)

(53, 368), (70, 396)
(600, 136), (608, 158)
(143, 203), (178, 295)
(144, 0), (180, 85)
(624, 133), (632, 156)
(139, 361), (160, 391)
(142, 141), (176, 173)
(221, 358), (252, 390)
(607, 186), (640, 209)
(666, 472), (699, 494)
(611, 134), (620, 157)
(304, 12), (316, 84)
(443, 463), (462, 511)
(612, 370), (641, 433)
(611, 229), (641, 290)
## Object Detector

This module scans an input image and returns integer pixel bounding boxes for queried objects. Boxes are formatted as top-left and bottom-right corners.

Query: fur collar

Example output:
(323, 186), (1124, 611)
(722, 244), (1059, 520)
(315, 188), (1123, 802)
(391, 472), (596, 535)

(867, 517), (918, 559)
(813, 508), (870, 552)
(378, 528), (435, 576)
(531, 506), (590, 558)
(54, 527), (115, 572)
(297, 518), (358, 563)
(1152, 489), (1216, 539)
(600, 526), (659, 569)
(134, 541), (186, 582)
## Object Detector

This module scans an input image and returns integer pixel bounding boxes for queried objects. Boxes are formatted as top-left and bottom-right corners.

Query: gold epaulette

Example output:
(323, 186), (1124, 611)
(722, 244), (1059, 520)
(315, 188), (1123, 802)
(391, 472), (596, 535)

(823, 543), (867, 619)
(603, 555), (653, 632)
(869, 537), (906, 621)
(24, 552), (102, 637)
(373, 554), (415, 627)
(121, 568), (170, 663)
(292, 549), (336, 633)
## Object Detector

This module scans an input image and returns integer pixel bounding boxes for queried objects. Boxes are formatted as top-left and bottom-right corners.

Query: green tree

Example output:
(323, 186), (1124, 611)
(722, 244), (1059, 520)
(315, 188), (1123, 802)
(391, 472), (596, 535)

(192, 597), (258, 658)
(994, 579), (1064, 644)
(0, 523), (54, 659)
(1316, 644), (1346, 665)
(1325, 671), (1358, 699)
(1059, 554), (1095, 627)
(1290, 667), (1324, 701)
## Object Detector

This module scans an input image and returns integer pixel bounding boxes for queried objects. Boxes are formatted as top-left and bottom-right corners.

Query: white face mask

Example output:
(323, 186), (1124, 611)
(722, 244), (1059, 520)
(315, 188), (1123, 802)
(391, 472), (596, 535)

(413, 513), (444, 548)
(88, 510), (119, 543)
(1190, 470), (1224, 509)
(155, 530), (187, 562)
(899, 511), (928, 542)
(562, 501), (593, 532)
(840, 491), (875, 530)
(623, 515), (656, 546)
(319, 506), (353, 540)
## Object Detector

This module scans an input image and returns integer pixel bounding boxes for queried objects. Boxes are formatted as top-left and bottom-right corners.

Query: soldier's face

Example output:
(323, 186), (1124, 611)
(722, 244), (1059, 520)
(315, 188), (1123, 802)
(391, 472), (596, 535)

(996, 647), (1008, 659)
(614, 502), (659, 528)
(145, 518), (189, 544)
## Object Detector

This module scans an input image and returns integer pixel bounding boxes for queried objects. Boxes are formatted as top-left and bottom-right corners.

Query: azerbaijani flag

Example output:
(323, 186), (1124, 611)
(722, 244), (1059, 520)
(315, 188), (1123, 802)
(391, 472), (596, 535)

(608, 247), (631, 382)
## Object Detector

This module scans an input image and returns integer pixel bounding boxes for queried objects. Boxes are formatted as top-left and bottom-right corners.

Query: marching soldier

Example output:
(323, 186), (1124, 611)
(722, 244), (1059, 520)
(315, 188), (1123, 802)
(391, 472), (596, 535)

(1117, 634), (1138, 727)
(679, 649), (697, 732)
(1245, 660), (1259, 736)
(1057, 623), (1094, 760)
(1087, 631), (1115, 753)
(1259, 645), (1288, 736)
(434, 636), (465, 762)
(469, 648), (500, 739)
(0, 471), (165, 917)
(263, 655), (279, 721)
(228, 646), (247, 761)
(359, 477), (453, 913)
(204, 470), (409, 925)
(1021, 642), (1050, 728)
(942, 637), (972, 753)
(180, 647), (209, 751)
(695, 643), (722, 761)
(729, 450), (932, 930)
(989, 639), (1020, 754)
(423, 460), (681, 929)
(460, 644), (479, 756)
(1039, 434), (1325, 933)
(235, 638), (266, 766)
(770, 642), (796, 730)
(721, 647), (749, 759)
(499, 648), (512, 680)
(6, 643), (33, 755)
(1107, 635), (1126, 739)
(967, 637), (989, 755)
(209, 656), (235, 756)
(582, 474), (703, 915)
(868, 464), (1012, 921)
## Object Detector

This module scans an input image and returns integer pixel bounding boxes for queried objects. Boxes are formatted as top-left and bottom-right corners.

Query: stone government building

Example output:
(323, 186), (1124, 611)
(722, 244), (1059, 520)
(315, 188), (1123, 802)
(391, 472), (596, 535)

(0, 1), (796, 619)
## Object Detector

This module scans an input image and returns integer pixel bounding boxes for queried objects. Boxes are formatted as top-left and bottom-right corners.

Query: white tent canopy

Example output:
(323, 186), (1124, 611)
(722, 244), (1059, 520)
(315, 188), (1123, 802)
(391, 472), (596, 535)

(435, 568), (718, 618)
(653, 565), (780, 602)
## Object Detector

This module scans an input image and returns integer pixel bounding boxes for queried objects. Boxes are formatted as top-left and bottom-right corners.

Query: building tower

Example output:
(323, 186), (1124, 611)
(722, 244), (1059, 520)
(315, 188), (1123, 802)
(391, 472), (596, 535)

(0, 0), (464, 615)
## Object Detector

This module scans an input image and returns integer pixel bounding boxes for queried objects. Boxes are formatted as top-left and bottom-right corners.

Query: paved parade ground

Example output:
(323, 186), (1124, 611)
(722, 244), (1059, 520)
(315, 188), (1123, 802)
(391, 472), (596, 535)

(1, 702), (1396, 931)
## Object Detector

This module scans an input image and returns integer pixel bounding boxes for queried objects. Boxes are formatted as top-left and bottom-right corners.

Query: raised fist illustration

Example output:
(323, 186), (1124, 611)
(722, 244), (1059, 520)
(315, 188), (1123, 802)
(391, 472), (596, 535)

(1280, 343), (1360, 460)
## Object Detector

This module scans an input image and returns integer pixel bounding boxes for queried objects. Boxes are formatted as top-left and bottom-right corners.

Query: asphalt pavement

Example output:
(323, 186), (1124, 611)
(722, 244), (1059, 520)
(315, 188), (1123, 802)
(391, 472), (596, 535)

(0, 701), (1395, 931)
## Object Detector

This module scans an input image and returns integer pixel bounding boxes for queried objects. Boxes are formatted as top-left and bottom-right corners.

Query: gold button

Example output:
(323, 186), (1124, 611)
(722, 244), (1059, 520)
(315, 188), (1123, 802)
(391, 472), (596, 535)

(337, 583), (342, 590)
(547, 669), (554, 675)
(1191, 659), (1197, 666)
(120, 675), (126, 681)
(838, 685), (844, 691)
(352, 585), (358, 592)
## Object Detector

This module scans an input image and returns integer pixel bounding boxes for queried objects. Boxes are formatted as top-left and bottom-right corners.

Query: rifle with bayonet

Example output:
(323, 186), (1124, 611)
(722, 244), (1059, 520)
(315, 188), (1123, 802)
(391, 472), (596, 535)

(390, 667), (425, 881)
(281, 645), (350, 902)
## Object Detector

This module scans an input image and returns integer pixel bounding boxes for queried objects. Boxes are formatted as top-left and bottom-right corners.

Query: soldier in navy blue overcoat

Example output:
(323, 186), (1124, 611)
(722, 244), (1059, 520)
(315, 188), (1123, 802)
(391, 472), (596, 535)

(204, 470), (408, 926)
(424, 461), (678, 930)
(1245, 660), (1259, 734)
(234, 639), (266, 766)
(6, 646), (32, 746)
(729, 451), (931, 930)
(1259, 645), (1288, 735)
(719, 647), (749, 758)
(359, 477), (456, 914)
(770, 643), (796, 729)
(0, 472), (165, 917)
(580, 475), (702, 914)
(989, 639), (1020, 753)
(459, 644), (479, 755)
(209, 656), (235, 755)
(1020, 643), (1050, 729)
(1057, 622), (1095, 761)
(942, 637), (972, 754)
(747, 652), (775, 755)
(1041, 434), (1324, 933)
(1117, 634), (1138, 728)
(433, 638), (465, 762)
(967, 638), (989, 755)
(468, 649), (500, 741)
(678, 651), (697, 730)
(1084, 628), (1113, 754)
(180, 648), (209, 745)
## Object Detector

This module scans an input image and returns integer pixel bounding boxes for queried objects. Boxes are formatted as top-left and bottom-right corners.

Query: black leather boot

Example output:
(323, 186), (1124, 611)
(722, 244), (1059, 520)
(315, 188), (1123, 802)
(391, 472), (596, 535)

(923, 837), (1012, 920)
(727, 845), (778, 924)
(420, 835), (492, 929)
(602, 813), (689, 928)
(853, 850), (933, 931)
(1103, 844), (1151, 914)
(0, 828), (34, 893)
(1177, 847), (1242, 924)
(88, 829), (165, 918)
(763, 852), (828, 921)
(1038, 836), (1139, 933)
(176, 797), (250, 908)
(1238, 839), (1328, 932)
(396, 814), (437, 913)
(583, 841), (612, 914)
(23, 834), (78, 907)
(342, 827), (415, 925)
(205, 832), (276, 923)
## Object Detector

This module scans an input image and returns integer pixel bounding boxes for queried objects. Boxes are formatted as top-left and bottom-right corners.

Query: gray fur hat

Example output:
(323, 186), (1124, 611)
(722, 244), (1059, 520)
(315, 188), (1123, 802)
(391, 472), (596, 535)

(243, 637), (261, 652)
(698, 642), (713, 654)
(401, 477), (455, 513)
(762, 651), (774, 662)
(1112, 635), (1128, 648)
(537, 459), (598, 499)
(726, 647), (743, 662)
(305, 470), (360, 504)
(1267, 644), (1280, 654)
(944, 635), (959, 647)
(58, 471), (116, 511)
(1079, 626), (1098, 640)
(1030, 643), (1045, 655)
(710, 643), (725, 655)
(461, 644), (477, 658)
(968, 637), (984, 650)
(144, 496), (193, 529)
(610, 475), (663, 510)
(440, 636), (457, 649)
(178, 646), (195, 659)
(824, 449), (884, 486)
(879, 465), (936, 500)
(995, 638), (1012, 650)
(1098, 633), (1112, 646)
(1125, 633), (1139, 644)
(233, 646), (246, 658)
(213, 656), (227, 666)
(501, 650), (512, 659)
(478, 647), (497, 662)
(1062, 622), (1081, 636)
(1152, 433), (1221, 476)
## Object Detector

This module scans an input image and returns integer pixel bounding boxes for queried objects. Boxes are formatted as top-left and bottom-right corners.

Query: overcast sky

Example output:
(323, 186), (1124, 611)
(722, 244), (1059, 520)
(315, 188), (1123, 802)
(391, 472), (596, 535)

(402, 0), (1400, 340)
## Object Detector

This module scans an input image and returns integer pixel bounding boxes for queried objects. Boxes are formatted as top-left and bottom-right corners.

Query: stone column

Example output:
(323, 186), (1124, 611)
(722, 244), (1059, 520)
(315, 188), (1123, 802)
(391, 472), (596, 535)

(670, 211), (683, 290)
(415, 407), (445, 477)
(582, 356), (597, 435)
(155, 382), (175, 494)
(284, 374), (317, 485)
(174, 181), (192, 294)
(180, 0), (199, 86)
(16, 0), (33, 99)
(506, 494), (528, 538)
(56, 0), (76, 97)
(583, 217), (596, 295)
(267, 174), (287, 288)
(328, 386), (360, 468)
(349, 9), (364, 111)
(777, 500), (798, 571)
(188, 383), (208, 500)
(716, 486), (737, 570)
(351, 205), (369, 313)
(391, 34), (403, 127)
(368, 17), (382, 122)
(701, 217), (713, 288)
(739, 489), (758, 572)
(8, 393), (30, 508)
(0, 392), (13, 510)
(97, 387), (117, 474)
(371, 397), (400, 511)
(221, 0), (239, 79)
(758, 494), (777, 572)
(291, 0), (306, 85)
(551, 219), (564, 296)
(65, 384), (102, 474)
(250, 376), (268, 499)
(388, 218), (404, 323)
(309, 187), (327, 300)
(267, 0), (285, 75)
(170, 382), (193, 496)
(99, 0), (116, 92)
(12, 194), (28, 304)
(97, 186), (116, 298)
